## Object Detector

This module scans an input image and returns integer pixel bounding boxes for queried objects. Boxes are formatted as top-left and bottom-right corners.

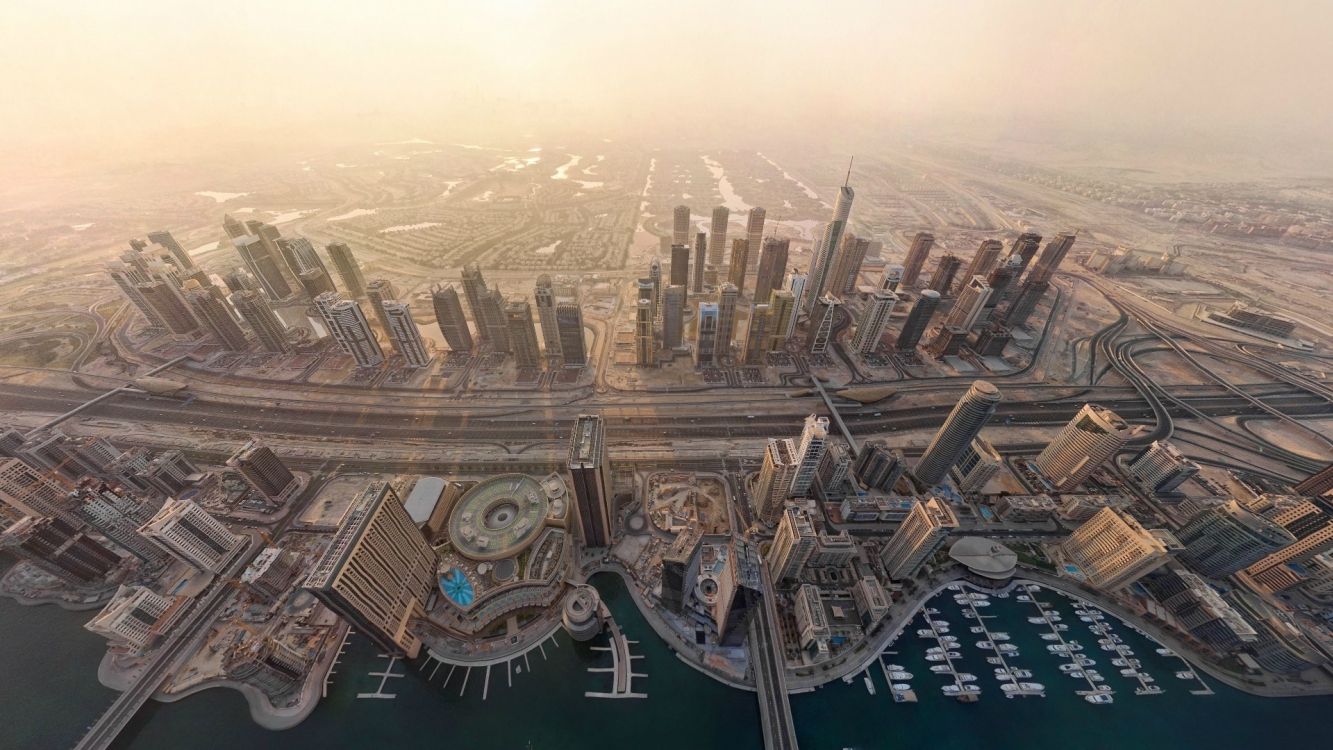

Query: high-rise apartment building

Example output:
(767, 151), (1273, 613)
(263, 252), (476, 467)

(365, 279), (397, 333)
(967, 239), (1004, 279)
(790, 415), (829, 498)
(184, 283), (248, 350)
(326, 242), (368, 298)
(769, 505), (817, 585)
(901, 232), (935, 288)
(768, 290), (795, 351)
(555, 300), (587, 368)
(0, 457), (80, 526)
(315, 293), (383, 367)
(233, 235), (293, 301)
(728, 238), (749, 293)
(70, 482), (167, 564)
(808, 183), (854, 310)
(953, 436), (1003, 493)
(716, 283), (738, 358)
(383, 301), (431, 368)
(881, 265), (904, 292)
(662, 285), (686, 349)
(851, 289), (898, 355)
(853, 440), (905, 492)
(460, 264), (494, 346)
(1002, 279), (1051, 329)
(85, 585), (186, 651)
(914, 380), (1001, 486)
(1294, 464), (1333, 497)
(634, 299), (656, 367)
(927, 254), (962, 296)
(670, 243), (691, 301)
(137, 280), (199, 335)
(1007, 232), (1043, 278)
(894, 290), (941, 351)
(828, 234), (870, 296)
(693, 232), (707, 294)
(1026, 232), (1077, 285)
(1175, 501), (1296, 578)
(139, 498), (246, 574)
(147, 230), (193, 270)
(304, 482), (437, 657)
(742, 303), (772, 365)
(1035, 404), (1133, 490)
(879, 497), (958, 579)
(1060, 507), (1168, 590)
(569, 415), (614, 548)
(752, 438), (798, 524)
(1127, 440), (1200, 494)
(229, 290), (290, 353)
(745, 207), (766, 272)
(430, 284), (474, 353)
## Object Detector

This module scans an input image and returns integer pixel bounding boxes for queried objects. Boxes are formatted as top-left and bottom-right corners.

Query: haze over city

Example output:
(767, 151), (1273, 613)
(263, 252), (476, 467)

(0, 3), (1331, 750)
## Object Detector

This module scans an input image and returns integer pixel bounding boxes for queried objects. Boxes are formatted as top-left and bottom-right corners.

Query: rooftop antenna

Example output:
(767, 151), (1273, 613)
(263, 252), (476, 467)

(844, 156), (854, 187)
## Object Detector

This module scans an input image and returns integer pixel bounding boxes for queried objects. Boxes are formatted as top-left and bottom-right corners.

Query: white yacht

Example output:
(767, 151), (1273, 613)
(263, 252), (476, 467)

(1085, 693), (1114, 705)
(970, 626), (986, 634)
(986, 656), (1004, 666)
(1175, 670), (1196, 680)
(1059, 663), (1082, 673)
(890, 671), (913, 681)
(930, 665), (953, 674)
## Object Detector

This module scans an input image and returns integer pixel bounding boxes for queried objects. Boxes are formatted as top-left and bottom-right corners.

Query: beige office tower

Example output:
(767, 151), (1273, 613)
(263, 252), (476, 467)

(901, 231), (935, 288)
(767, 290), (795, 351)
(534, 275), (562, 359)
(662, 284), (686, 349)
(707, 206), (730, 268)
(1060, 507), (1169, 590)
(742, 303), (772, 365)
(504, 296), (542, 368)
(365, 279), (397, 333)
(745, 207), (766, 272)
(768, 504), (817, 585)
(139, 498), (247, 574)
(555, 299), (587, 367)
(673, 205), (691, 247)
(828, 234), (871, 296)
(1035, 404), (1133, 490)
(717, 283), (739, 357)
(304, 482), (437, 657)
(382, 301), (431, 368)
(634, 299), (656, 366)
(943, 275), (993, 331)
(851, 289), (898, 355)
(754, 238), (790, 304)
(752, 438), (798, 524)
(879, 497), (958, 580)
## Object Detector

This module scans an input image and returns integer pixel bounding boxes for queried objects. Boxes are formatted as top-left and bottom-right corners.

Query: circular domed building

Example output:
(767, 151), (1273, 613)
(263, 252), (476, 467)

(562, 584), (604, 642)
(426, 473), (573, 638)
(948, 536), (1018, 588)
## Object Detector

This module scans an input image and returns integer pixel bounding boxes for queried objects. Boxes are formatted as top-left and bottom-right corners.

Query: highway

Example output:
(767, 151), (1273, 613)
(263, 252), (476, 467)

(750, 564), (799, 750)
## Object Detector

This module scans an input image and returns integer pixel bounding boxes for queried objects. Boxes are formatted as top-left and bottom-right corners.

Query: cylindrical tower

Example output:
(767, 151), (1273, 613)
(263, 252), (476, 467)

(914, 380), (1001, 486)
(562, 584), (604, 642)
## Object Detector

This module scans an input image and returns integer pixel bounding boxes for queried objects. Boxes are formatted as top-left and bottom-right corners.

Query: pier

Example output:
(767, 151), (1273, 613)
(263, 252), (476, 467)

(1021, 586), (1112, 700)
(586, 608), (646, 699)
(957, 590), (1042, 697)
(920, 608), (978, 701)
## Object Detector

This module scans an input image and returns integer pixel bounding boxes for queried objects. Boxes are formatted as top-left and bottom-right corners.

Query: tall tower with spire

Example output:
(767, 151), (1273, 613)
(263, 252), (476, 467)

(806, 158), (855, 312)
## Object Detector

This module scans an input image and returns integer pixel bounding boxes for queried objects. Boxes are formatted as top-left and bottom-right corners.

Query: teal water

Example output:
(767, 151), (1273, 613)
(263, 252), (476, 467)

(2, 573), (1331, 750)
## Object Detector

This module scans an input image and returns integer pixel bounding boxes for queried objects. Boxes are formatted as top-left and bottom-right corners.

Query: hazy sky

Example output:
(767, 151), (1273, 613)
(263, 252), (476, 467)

(3, 1), (1331, 161)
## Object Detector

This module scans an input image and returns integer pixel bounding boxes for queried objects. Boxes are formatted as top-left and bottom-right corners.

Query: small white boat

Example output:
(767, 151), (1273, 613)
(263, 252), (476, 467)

(1048, 645), (1071, 653)
(1112, 658), (1130, 667)
(1065, 671), (1085, 679)
(926, 608), (940, 615)
(961, 611), (978, 619)
(930, 665), (953, 673)
(957, 674), (978, 683)
(986, 657), (1004, 666)
(890, 671), (913, 681)
(1020, 682), (1045, 692)
(970, 626), (986, 634)
(946, 651), (962, 659)
(926, 654), (947, 662)
(947, 584), (962, 591)
(1175, 670), (1196, 680)
(1086, 693), (1114, 705)
(1001, 683), (1022, 693)
(1040, 633), (1060, 641)
(1120, 669), (1139, 677)
(892, 683), (913, 692)
(928, 619), (949, 628)
(997, 644), (1019, 653)
(1012, 669), (1033, 679)
(1088, 675), (1105, 683)
(991, 633), (1011, 641)
(971, 600), (991, 608)
(927, 647), (947, 654)
(1076, 657), (1096, 667)
(887, 664), (906, 671)
(916, 629), (935, 638)
(1028, 617), (1049, 625)
(1059, 663), (1082, 673)
(1141, 674), (1155, 683)
(864, 675), (876, 695)
(977, 641), (995, 650)
(1136, 685), (1164, 695)
(1016, 595), (1032, 602)
(1054, 624), (1069, 631)
(941, 684), (963, 695)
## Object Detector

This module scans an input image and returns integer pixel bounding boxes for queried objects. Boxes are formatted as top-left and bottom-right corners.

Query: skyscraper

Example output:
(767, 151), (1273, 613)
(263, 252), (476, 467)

(914, 380), (1001, 486)
(879, 497), (958, 579)
(107, 263), (170, 330)
(184, 283), (248, 350)
(943, 275), (993, 331)
(482, 289), (511, 353)
(828, 234), (870, 296)
(1002, 279), (1051, 329)
(315, 292), (383, 367)
(1026, 232), (1077, 285)
(504, 296), (542, 368)
(634, 299), (656, 367)
(662, 284), (685, 349)
(670, 243), (691, 302)
(137, 280), (199, 335)
(927, 254), (962, 296)
(69, 482), (167, 564)
(742, 303), (772, 365)
(383, 301), (431, 368)
(430, 284), (474, 353)
(767, 290), (795, 351)
(851, 289), (898, 355)
(1034, 404), (1133, 490)
(569, 415), (613, 548)
(233, 235), (293, 301)
(227, 439), (298, 503)
(555, 299), (587, 368)
(647, 257), (662, 320)
(147, 230), (193, 270)
(881, 265), (904, 292)
(716, 283), (738, 358)
(365, 279), (397, 333)
(754, 237), (790, 304)
(953, 436), (1003, 493)
(693, 231), (707, 294)
(326, 242), (368, 298)
(304, 482), (437, 657)
(1006, 232), (1043, 278)
(672, 205), (691, 247)
(752, 438), (798, 524)
(853, 440), (905, 492)
(745, 207), (766, 272)
(1127, 440), (1200, 494)
(229, 290), (290, 353)
(769, 505), (817, 585)
(785, 273), (807, 337)
(533, 275), (561, 359)
(790, 415), (829, 498)
(1, 457), (81, 527)
(1059, 507), (1169, 590)
(901, 231), (935, 288)
(1175, 502), (1296, 578)
(707, 206), (730, 268)
(976, 262), (1019, 324)
(460, 264), (494, 346)
(967, 239), (1004, 279)
(694, 302), (719, 367)
(728, 238), (749, 293)
(895, 291), (940, 352)
(807, 295), (842, 354)
(139, 498), (246, 574)
(807, 181), (854, 310)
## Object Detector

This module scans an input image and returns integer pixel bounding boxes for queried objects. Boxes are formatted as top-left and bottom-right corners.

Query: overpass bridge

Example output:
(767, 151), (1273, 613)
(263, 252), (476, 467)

(750, 563), (799, 750)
